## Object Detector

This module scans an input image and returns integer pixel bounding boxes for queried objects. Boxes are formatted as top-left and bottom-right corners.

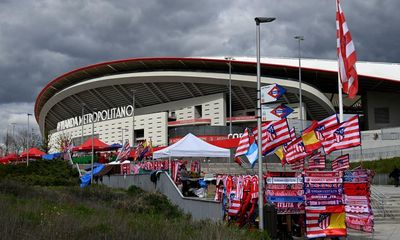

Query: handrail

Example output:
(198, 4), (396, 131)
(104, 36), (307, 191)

(371, 185), (393, 218)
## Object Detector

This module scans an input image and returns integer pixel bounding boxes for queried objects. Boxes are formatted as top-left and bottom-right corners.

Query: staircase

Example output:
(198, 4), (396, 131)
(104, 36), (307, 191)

(371, 185), (400, 224)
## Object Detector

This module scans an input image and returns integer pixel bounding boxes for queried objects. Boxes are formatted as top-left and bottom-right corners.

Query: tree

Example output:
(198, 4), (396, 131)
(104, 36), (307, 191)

(54, 132), (73, 152)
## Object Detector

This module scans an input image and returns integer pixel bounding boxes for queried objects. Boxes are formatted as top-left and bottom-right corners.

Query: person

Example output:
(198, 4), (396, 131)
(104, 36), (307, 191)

(180, 164), (190, 196)
(389, 167), (400, 187)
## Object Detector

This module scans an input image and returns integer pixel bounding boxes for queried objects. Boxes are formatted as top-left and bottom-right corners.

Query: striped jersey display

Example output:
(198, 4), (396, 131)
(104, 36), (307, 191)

(235, 128), (251, 157)
(253, 119), (292, 155)
(332, 154), (350, 171)
(336, 0), (358, 98)
(308, 153), (326, 170)
(321, 115), (361, 155)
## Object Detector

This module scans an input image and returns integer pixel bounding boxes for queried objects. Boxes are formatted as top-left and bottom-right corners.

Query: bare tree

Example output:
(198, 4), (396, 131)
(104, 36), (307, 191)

(54, 132), (73, 152)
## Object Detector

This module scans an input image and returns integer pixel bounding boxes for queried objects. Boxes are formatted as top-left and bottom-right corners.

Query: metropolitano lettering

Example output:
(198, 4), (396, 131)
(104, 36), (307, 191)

(56, 105), (134, 131)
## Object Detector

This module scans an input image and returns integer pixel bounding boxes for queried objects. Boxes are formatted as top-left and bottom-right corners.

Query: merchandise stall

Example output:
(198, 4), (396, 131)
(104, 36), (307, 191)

(153, 133), (230, 197)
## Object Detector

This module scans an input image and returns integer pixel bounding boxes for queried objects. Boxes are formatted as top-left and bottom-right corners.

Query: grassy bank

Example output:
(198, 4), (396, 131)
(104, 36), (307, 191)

(350, 157), (400, 174)
(0, 161), (267, 240)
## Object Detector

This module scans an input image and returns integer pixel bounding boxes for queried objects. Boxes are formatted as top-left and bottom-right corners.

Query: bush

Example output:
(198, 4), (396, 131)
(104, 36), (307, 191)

(0, 160), (79, 186)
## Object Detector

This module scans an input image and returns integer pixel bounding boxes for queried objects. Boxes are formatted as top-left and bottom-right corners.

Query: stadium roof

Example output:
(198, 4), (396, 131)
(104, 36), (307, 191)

(35, 56), (400, 134)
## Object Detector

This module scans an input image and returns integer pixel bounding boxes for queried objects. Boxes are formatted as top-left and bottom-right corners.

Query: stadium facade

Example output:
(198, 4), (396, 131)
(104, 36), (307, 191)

(34, 57), (400, 152)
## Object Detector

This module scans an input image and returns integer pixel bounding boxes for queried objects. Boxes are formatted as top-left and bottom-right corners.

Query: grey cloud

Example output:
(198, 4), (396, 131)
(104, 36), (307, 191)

(0, 0), (399, 133)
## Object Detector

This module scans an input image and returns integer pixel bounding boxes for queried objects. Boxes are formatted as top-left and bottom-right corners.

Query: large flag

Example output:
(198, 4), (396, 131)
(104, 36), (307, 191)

(235, 128), (251, 157)
(285, 137), (312, 164)
(315, 114), (339, 140)
(139, 140), (150, 160)
(302, 121), (322, 152)
(261, 83), (286, 103)
(262, 104), (294, 121)
(308, 152), (326, 170)
(275, 128), (296, 166)
(332, 154), (350, 171)
(306, 205), (347, 238)
(321, 115), (361, 155)
(336, 0), (358, 98)
(253, 118), (292, 155)
(246, 142), (259, 167)
(116, 141), (131, 162)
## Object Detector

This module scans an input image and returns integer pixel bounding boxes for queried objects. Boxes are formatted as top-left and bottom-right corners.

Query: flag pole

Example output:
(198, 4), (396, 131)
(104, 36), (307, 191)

(338, 75), (344, 123)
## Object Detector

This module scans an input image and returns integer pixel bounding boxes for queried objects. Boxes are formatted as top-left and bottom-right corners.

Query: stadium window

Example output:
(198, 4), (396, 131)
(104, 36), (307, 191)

(195, 105), (202, 118)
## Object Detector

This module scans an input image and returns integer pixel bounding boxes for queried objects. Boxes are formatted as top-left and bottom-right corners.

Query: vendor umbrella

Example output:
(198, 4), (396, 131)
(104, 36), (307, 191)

(73, 137), (109, 152)
(20, 148), (46, 159)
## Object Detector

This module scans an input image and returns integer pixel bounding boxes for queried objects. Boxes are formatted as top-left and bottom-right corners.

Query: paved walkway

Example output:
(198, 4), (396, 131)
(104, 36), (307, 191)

(348, 223), (400, 240)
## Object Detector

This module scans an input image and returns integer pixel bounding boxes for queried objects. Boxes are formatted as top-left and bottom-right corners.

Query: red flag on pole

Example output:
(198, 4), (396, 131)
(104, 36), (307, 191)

(336, 0), (358, 98)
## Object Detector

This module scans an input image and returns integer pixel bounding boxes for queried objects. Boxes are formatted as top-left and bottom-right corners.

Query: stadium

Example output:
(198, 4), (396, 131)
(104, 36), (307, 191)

(34, 57), (400, 153)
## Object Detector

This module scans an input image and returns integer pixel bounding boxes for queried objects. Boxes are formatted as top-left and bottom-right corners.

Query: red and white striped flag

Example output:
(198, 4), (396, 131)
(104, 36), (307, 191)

(308, 152), (326, 170)
(235, 128), (250, 157)
(285, 137), (312, 164)
(116, 141), (131, 162)
(253, 119), (292, 155)
(306, 205), (346, 238)
(316, 115), (339, 140)
(321, 115), (361, 155)
(332, 154), (350, 171)
(337, 0), (358, 98)
(290, 158), (304, 171)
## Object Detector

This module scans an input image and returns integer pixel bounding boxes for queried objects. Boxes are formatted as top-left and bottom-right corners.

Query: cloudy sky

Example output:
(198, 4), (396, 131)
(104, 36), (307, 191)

(0, 0), (399, 139)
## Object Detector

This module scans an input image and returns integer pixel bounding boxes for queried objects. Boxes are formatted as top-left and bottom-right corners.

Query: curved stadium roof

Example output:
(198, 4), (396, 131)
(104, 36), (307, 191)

(35, 56), (400, 135)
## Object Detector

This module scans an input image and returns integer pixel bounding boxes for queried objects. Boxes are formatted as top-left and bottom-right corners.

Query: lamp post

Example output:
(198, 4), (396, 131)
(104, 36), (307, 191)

(294, 36), (304, 131)
(225, 56), (235, 135)
(26, 113), (32, 166)
(131, 89), (136, 146)
(91, 109), (96, 184)
(255, 16), (275, 231)
(118, 127), (128, 144)
(225, 56), (234, 175)
(81, 103), (85, 145)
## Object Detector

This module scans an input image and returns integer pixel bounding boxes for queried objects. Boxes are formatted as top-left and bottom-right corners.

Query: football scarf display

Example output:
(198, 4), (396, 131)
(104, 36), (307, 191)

(343, 169), (374, 233)
(304, 171), (346, 238)
(266, 172), (305, 215)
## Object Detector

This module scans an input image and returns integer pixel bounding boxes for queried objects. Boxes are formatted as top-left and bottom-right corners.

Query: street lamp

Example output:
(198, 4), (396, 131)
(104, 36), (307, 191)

(294, 35), (304, 131)
(131, 89), (136, 147)
(26, 113), (32, 166)
(81, 103), (85, 145)
(255, 16), (275, 231)
(118, 127), (128, 144)
(91, 109), (96, 185)
(225, 56), (235, 175)
(225, 56), (235, 135)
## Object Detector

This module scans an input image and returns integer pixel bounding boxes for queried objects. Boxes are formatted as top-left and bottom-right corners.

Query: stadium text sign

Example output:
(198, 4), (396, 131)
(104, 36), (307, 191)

(57, 105), (134, 131)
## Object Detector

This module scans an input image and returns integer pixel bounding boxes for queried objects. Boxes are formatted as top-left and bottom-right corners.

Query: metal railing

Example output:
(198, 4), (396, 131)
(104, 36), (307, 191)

(371, 185), (393, 218)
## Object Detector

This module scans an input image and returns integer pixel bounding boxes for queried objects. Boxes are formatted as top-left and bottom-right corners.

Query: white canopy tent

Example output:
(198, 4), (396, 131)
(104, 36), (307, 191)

(153, 133), (230, 158)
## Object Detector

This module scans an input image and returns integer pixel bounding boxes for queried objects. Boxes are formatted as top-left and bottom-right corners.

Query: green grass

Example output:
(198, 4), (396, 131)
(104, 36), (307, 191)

(0, 161), (268, 240)
(0, 181), (267, 240)
(350, 157), (400, 174)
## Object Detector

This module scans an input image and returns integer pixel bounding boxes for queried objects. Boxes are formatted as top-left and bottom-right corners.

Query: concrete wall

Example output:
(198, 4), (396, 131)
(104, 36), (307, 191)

(101, 173), (222, 222)
(367, 91), (400, 130)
